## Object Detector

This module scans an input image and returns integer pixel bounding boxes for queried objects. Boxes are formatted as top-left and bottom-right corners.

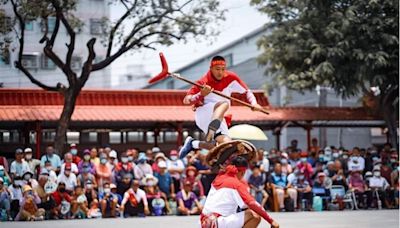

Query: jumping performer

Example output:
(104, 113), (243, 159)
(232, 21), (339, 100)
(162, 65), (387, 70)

(179, 56), (263, 159)
(200, 156), (279, 228)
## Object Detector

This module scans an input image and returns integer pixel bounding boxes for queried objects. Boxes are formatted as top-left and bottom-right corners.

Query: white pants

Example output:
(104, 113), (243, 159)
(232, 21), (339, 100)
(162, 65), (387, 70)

(195, 102), (229, 136)
(217, 211), (245, 228)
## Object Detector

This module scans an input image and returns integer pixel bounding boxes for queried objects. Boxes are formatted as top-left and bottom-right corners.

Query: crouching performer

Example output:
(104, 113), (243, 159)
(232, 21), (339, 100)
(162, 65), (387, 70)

(200, 156), (279, 228)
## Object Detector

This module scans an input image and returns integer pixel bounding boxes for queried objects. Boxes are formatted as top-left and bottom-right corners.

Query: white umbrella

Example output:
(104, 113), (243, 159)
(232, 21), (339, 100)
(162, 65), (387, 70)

(228, 124), (268, 140)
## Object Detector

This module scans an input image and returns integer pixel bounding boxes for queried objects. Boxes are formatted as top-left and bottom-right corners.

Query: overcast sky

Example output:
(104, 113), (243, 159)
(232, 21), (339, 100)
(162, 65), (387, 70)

(110, 0), (269, 85)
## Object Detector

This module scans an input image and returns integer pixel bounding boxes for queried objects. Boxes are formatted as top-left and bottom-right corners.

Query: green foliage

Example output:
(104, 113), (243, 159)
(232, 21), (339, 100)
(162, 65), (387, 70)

(252, 0), (399, 101)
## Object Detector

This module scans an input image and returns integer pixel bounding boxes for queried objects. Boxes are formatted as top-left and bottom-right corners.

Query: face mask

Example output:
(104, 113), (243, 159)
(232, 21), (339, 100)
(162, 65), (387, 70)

(104, 188), (111, 194)
(281, 159), (288, 164)
(301, 158), (307, 163)
(374, 172), (381, 177)
(84, 155), (90, 161)
(121, 157), (129, 163)
(46, 166), (52, 171)
(25, 154), (32, 160)
(100, 158), (107, 164)
(71, 149), (78, 155)
(128, 156), (134, 162)
(332, 153), (339, 158)
(24, 174), (32, 180)
(342, 155), (348, 159)
(147, 180), (154, 186)
(170, 156), (177, 161)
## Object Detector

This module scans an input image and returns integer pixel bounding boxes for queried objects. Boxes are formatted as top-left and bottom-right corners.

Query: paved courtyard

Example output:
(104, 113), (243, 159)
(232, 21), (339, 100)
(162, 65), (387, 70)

(2, 210), (398, 228)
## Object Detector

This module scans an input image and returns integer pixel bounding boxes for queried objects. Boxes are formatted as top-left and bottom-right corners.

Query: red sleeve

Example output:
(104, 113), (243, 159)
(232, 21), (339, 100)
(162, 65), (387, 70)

(236, 182), (274, 224)
(187, 75), (208, 95)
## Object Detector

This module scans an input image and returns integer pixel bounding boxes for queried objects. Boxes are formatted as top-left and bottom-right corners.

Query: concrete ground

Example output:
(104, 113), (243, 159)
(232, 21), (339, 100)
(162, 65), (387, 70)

(2, 210), (398, 228)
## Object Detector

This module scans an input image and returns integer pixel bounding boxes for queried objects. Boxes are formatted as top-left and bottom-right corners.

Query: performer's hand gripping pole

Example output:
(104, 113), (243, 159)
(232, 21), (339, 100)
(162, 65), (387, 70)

(148, 53), (269, 115)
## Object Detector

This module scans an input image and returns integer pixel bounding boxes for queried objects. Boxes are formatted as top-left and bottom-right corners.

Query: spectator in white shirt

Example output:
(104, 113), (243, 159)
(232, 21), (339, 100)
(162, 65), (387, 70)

(348, 147), (365, 172)
(134, 153), (153, 181)
(166, 150), (185, 193)
(60, 153), (79, 175)
(23, 148), (41, 179)
(57, 163), (77, 193)
(120, 180), (149, 217)
(10, 149), (30, 180)
(366, 168), (390, 208)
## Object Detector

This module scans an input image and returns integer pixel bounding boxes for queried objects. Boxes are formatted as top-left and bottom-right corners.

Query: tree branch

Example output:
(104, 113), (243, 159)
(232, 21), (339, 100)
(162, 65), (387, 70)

(79, 38), (96, 85)
(10, 0), (61, 92)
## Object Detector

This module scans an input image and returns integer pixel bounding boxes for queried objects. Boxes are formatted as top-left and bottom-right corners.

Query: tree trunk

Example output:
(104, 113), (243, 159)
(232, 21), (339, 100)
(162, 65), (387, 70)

(382, 103), (398, 149)
(54, 89), (79, 155)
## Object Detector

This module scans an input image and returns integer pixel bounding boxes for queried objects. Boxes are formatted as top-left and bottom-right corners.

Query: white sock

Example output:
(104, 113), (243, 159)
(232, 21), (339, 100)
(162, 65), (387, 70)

(191, 140), (200, 149)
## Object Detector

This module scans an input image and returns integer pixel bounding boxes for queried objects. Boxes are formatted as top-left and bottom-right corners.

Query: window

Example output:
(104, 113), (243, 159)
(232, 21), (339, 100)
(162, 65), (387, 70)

(109, 131), (121, 144)
(1, 130), (19, 143)
(25, 21), (34, 31)
(164, 131), (178, 142)
(167, 80), (174, 89)
(42, 130), (56, 142)
(41, 54), (56, 69)
(29, 131), (36, 144)
(146, 131), (164, 144)
(71, 56), (82, 70)
(21, 53), (40, 69)
(90, 19), (103, 35)
(126, 75), (133, 81)
(67, 131), (80, 144)
(88, 132), (98, 142)
(41, 17), (56, 33)
(127, 131), (144, 142)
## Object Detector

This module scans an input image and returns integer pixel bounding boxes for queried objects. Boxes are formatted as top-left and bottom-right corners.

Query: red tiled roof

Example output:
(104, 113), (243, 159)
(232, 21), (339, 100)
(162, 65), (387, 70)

(0, 105), (380, 123)
(0, 88), (270, 107)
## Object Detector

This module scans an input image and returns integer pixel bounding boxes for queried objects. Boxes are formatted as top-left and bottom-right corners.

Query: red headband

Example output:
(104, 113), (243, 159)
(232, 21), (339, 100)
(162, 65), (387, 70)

(210, 60), (226, 67)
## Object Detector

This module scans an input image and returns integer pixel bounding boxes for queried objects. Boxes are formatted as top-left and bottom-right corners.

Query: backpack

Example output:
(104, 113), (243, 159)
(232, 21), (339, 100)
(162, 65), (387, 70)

(284, 196), (295, 212)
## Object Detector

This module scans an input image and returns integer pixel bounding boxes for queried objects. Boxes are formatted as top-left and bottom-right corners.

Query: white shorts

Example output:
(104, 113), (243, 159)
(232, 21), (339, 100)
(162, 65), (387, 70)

(217, 211), (246, 228)
(195, 102), (229, 136)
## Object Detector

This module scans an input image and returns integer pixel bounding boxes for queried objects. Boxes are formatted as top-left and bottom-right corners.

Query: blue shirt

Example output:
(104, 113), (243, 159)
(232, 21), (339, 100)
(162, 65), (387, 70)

(154, 172), (172, 195)
(270, 172), (287, 188)
(40, 154), (62, 169)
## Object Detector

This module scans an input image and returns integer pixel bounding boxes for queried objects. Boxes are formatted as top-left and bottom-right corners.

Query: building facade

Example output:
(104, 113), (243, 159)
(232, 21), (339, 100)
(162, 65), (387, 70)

(0, 0), (112, 88)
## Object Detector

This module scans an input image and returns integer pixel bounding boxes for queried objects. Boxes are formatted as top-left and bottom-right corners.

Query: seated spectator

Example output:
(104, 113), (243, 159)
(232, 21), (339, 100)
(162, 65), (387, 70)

(117, 173), (133, 196)
(280, 153), (292, 175)
(34, 172), (57, 219)
(51, 182), (72, 219)
(269, 163), (297, 211)
(167, 150), (185, 194)
(40, 146), (62, 174)
(42, 161), (58, 183)
(366, 168), (390, 208)
(78, 149), (96, 175)
(22, 170), (38, 189)
(90, 148), (100, 166)
(8, 176), (23, 219)
(297, 152), (313, 184)
(248, 165), (268, 208)
(24, 148), (41, 178)
(184, 166), (204, 198)
(290, 170), (312, 210)
(0, 177), (12, 220)
(69, 144), (82, 165)
(15, 185), (44, 221)
(10, 148), (30, 180)
(83, 180), (100, 218)
(0, 165), (12, 187)
(61, 152), (79, 175)
(71, 185), (89, 218)
(390, 161), (399, 208)
(120, 180), (150, 217)
(96, 153), (112, 193)
(77, 163), (98, 189)
(152, 153), (167, 173)
(313, 172), (332, 209)
(115, 152), (135, 187)
(142, 174), (171, 215)
(110, 183), (122, 205)
(57, 163), (77, 193)
(99, 182), (118, 218)
(348, 171), (366, 208)
(176, 180), (202, 216)
(347, 147), (365, 172)
(134, 153), (153, 181)
(154, 161), (175, 199)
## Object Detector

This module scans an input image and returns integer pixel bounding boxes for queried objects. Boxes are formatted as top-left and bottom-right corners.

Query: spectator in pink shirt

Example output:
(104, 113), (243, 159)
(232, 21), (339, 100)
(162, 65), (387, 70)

(297, 152), (313, 184)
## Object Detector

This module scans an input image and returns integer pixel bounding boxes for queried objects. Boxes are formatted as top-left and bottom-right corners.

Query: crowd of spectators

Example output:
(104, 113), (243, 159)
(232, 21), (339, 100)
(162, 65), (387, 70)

(0, 139), (398, 221)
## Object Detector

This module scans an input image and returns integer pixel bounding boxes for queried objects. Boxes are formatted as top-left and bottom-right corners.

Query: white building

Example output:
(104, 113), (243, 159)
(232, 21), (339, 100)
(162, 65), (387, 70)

(0, 0), (112, 88)
(145, 25), (385, 150)
(112, 64), (151, 90)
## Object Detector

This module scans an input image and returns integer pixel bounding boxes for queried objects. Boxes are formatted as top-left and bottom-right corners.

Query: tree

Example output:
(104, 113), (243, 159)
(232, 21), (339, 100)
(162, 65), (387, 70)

(251, 0), (399, 147)
(0, 0), (225, 154)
